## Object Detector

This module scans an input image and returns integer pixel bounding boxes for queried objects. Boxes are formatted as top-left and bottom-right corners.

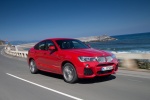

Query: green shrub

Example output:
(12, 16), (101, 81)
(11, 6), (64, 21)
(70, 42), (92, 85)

(118, 59), (150, 70)
(136, 59), (150, 70)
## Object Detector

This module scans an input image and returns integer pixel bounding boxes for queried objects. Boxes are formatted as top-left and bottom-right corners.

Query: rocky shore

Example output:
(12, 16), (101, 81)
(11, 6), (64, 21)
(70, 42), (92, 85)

(136, 59), (150, 69)
(77, 35), (117, 42)
(118, 59), (150, 70)
(0, 40), (5, 45)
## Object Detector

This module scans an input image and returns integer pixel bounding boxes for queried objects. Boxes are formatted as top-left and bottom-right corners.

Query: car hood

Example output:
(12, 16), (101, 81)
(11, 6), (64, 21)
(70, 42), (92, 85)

(63, 48), (112, 57)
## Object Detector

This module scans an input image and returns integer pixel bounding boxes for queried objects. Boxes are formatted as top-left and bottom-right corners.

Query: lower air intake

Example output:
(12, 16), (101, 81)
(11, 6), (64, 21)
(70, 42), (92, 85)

(84, 68), (93, 75)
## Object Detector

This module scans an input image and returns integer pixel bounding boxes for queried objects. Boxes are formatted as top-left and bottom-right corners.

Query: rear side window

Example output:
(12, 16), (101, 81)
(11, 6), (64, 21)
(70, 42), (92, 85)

(39, 41), (46, 50)
(34, 43), (39, 50)
(34, 41), (46, 50)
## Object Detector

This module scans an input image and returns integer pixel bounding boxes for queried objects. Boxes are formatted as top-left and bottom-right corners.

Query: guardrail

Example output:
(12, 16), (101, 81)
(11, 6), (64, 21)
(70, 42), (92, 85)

(4, 45), (150, 70)
(4, 46), (28, 58)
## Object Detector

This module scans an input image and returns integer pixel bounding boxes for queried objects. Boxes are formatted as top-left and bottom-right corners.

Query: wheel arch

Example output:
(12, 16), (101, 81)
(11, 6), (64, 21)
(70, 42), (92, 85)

(28, 58), (34, 65)
(61, 60), (78, 83)
(61, 60), (76, 71)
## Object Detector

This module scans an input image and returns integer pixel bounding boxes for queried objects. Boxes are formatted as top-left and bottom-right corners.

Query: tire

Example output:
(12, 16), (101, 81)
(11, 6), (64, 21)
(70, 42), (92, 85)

(29, 59), (38, 74)
(63, 63), (78, 83)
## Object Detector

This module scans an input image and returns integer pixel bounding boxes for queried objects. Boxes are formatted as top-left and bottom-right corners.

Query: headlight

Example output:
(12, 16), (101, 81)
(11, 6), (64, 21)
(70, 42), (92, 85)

(78, 54), (116, 62)
(106, 56), (113, 62)
(105, 54), (116, 62)
(97, 57), (106, 63)
(78, 56), (97, 62)
(111, 54), (116, 58)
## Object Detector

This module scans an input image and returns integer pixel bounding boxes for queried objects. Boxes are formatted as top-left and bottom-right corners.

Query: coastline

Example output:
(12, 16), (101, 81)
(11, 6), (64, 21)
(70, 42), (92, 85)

(8, 32), (150, 54)
(5, 32), (150, 70)
(5, 43), (150, 70)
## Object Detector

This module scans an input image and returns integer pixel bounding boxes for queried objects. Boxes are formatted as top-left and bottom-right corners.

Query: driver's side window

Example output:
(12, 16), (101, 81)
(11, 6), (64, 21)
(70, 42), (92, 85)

(45, 40), (55, 50)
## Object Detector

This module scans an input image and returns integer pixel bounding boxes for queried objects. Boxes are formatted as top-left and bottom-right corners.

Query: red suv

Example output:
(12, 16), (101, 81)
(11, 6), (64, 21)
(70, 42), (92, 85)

(28, 38), (118, 83)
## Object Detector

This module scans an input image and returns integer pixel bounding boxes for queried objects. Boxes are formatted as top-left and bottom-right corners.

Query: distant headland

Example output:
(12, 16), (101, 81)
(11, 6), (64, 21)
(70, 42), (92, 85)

(6, 35), (117, 45)
(76, 35), (117, 42)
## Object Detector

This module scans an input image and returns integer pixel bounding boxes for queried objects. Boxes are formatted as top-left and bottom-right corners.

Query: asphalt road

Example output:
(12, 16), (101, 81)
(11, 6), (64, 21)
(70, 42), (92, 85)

(0, 46), (150, 100)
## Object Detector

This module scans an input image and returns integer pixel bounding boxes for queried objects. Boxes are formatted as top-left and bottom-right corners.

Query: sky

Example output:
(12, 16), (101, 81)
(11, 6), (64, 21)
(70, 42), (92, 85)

(0, 0), (150, 41)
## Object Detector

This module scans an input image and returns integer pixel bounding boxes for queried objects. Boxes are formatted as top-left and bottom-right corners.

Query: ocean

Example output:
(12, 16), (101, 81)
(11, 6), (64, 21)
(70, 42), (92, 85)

(10, 32), (150, 53)
(89, 32), (150, 53)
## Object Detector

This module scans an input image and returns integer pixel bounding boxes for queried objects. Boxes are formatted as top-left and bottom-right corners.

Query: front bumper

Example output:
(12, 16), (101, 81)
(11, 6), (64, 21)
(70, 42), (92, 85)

(76, 59), (118, 78)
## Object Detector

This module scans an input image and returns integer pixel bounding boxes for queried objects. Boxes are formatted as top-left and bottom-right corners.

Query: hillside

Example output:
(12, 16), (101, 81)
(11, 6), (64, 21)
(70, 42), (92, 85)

(77, 35), (117, 42)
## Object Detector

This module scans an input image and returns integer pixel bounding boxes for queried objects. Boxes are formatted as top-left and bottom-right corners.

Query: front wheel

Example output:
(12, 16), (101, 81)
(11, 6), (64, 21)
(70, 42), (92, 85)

(63, 63), (78, 83)
(29, 59), (39, 74)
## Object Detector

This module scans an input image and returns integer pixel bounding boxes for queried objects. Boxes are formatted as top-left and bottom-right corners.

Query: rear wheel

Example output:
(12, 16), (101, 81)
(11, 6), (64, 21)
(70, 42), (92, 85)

(63, 63), (78, 83)
(29, 59), (38, 74)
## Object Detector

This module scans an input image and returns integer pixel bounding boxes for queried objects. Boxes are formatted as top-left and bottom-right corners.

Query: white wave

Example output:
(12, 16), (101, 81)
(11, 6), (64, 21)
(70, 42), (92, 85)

(110, 50), (150, 54)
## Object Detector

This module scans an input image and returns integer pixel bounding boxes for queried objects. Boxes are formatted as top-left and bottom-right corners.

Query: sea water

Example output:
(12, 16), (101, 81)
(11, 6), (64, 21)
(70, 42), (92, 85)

(89, 32), (150, 53)
(10, 32), (150, 53)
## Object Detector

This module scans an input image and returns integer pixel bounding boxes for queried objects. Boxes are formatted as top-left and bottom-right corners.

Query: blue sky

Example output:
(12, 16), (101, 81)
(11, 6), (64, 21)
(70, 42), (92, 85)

(0, 0), (150, 41)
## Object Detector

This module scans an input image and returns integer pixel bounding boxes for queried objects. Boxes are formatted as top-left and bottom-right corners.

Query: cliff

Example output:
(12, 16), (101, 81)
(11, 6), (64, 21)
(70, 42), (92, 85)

(0, 40), (5, 45)
(77, 35), (117, 42)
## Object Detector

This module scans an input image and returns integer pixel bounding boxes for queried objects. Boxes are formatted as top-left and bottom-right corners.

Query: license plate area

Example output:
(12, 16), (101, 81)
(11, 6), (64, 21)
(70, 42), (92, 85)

(101, 66), (113, 71)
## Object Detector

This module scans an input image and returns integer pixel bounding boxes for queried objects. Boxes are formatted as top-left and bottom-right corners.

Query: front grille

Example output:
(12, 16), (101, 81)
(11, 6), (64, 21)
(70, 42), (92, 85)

(84, 68), (93, 75)
(97, 70), (113, 74)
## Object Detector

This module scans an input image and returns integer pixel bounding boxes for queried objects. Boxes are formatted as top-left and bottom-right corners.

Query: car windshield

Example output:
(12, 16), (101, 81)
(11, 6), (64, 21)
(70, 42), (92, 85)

(56, 39), (89, 49)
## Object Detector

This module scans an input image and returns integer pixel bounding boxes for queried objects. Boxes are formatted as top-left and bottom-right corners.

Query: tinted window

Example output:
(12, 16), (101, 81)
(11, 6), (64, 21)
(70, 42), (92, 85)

(56, 39), (89, 49)
(45, 40), (55, 50)
(38, 41), (46, 50)
(34, 43), (39, 50)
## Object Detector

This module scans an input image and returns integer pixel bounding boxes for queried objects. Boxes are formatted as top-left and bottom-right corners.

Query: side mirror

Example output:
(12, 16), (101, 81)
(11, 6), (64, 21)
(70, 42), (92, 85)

(48, 45), (56, 51)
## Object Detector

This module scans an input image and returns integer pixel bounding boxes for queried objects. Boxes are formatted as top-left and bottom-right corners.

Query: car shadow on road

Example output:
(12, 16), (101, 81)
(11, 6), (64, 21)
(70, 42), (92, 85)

(78, 75), (116, 84)
(39, 71), (64, 80)
(39, 71), (116, 84)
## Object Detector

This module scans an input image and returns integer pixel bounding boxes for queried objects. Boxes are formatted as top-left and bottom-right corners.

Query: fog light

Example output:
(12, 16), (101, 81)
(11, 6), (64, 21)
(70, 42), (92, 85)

(85, 64), (89, 68)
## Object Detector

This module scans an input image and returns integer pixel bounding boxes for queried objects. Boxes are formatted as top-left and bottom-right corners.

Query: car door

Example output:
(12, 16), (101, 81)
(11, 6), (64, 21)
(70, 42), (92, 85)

(35, 41), (47, 69)
(43, 40), (62, 73)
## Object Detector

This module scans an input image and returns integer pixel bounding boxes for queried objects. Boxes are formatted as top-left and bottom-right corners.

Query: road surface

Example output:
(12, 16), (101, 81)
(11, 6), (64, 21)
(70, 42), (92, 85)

(0, 46), (150, 100)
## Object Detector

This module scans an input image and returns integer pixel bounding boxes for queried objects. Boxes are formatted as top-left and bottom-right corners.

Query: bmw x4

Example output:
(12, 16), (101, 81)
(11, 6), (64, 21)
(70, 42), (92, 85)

(28, 38), (118, 83)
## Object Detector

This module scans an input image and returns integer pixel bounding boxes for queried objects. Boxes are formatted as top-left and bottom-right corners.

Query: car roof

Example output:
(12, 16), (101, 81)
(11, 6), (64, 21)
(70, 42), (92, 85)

(44, 38), (77, 41)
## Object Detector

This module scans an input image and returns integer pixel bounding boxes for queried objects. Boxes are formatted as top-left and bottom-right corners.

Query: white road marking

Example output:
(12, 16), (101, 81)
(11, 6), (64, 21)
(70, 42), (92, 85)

(6, 73), (83, 100)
